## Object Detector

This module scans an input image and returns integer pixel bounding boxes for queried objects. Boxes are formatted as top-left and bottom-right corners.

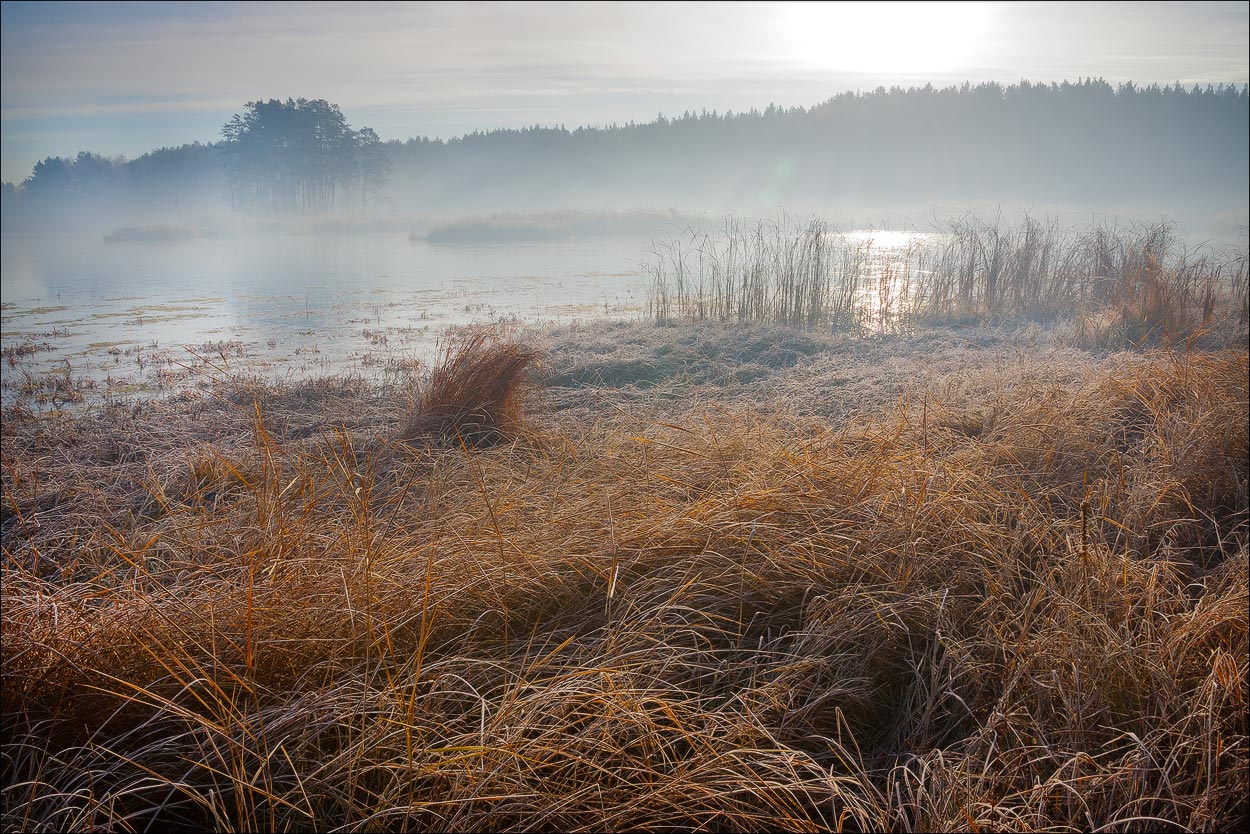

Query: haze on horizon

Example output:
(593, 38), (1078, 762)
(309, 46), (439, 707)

(2, 0), (1248, 184)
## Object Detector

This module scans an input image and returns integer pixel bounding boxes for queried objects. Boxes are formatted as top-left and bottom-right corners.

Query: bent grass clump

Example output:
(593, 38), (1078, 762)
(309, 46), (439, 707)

(1, 340), (1246, 832)
(400, 328), (539, 447)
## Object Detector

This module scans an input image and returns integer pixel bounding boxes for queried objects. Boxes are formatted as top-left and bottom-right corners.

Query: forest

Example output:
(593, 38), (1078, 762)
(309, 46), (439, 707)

(221, 98), (390, 216)
(2, 79), (1247, 230)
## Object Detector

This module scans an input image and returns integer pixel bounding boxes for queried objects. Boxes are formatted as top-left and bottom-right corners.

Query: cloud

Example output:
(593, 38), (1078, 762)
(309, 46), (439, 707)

(1, 1), (1246, 181)
(5, 2), (1244, 120)
(1, 2), (776, 117)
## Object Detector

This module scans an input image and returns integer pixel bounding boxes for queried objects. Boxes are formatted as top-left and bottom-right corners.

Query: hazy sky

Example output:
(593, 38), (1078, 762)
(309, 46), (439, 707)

(2, 0), (1247, 183)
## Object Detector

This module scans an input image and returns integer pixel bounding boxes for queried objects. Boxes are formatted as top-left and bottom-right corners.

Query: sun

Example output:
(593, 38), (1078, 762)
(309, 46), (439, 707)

(779, 2), (993, 76)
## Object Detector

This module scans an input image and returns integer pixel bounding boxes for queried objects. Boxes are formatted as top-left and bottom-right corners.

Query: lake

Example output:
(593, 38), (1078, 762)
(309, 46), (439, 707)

(1, 231), (660, 405)
(0, 227), (929, 407)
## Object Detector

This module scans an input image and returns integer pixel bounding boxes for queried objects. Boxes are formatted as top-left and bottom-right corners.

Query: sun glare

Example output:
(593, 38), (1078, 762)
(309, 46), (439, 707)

(780, 2), (993, 75)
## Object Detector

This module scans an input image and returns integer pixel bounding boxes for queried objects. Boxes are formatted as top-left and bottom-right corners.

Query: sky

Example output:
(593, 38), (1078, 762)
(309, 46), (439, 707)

(1, 0), (1247, 184)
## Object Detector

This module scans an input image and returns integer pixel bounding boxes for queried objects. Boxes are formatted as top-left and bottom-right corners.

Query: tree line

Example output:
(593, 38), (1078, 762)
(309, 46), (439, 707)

(2, 98), (392, 223)
(3, 80), (1246, 227)
(380, 79), (1248, 212)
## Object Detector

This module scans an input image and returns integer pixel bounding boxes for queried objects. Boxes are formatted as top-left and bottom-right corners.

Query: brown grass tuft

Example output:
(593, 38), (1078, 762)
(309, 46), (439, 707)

(400, 328), (539, 447)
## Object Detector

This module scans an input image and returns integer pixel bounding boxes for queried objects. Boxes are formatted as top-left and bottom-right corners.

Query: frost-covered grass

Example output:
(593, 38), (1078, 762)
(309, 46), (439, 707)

(3, 325), (1245, 831)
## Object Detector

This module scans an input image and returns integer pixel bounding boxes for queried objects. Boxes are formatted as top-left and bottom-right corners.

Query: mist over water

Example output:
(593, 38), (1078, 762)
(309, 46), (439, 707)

(0, 229), (660, 403)
(2, 81), (1247, 408)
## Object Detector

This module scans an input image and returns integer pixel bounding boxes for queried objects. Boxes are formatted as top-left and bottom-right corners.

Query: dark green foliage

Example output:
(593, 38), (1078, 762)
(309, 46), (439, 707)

(220, 98), (390, 216)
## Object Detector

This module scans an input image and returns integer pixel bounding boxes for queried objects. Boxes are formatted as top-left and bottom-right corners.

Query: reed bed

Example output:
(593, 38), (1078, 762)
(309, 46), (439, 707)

(2, 327), (1246, 832)
(419, 208), (696, 243)
(647, 215), (1249, 348)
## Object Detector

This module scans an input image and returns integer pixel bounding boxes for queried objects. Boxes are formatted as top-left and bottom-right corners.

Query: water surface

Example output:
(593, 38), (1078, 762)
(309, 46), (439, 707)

(1, 231), (652, 404)
(1, 227), (927, 407)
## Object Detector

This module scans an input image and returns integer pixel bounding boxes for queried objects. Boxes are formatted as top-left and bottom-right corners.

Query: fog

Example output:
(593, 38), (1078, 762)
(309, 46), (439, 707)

(3, 78), (1247, 403)
(3, 81), (1247, 242)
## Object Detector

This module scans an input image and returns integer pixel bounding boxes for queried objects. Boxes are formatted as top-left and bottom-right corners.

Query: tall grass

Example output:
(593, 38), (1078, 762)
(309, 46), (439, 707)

(647, 215), (1249, 347)
(2, 335), (1246, 831)
(647, 215), (874, 330)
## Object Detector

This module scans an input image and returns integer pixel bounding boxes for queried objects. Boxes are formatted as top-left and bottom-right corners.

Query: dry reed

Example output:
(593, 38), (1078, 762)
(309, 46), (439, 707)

(400, 328), (539, 447)
(647, 215), (1248, 348)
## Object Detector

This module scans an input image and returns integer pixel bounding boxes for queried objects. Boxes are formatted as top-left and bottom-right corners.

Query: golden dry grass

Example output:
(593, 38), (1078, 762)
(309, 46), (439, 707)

(401, 328), (539, 447)
(2, 335), (1246, 832)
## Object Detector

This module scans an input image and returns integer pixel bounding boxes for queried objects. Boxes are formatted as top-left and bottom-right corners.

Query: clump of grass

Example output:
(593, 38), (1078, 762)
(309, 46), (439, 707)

(103, 223), (201, 244)
(919, 216), (1244, 347)
(419, 208), (695, 243)
(1, 359), (89, 409)
(400, 327), (539, 446)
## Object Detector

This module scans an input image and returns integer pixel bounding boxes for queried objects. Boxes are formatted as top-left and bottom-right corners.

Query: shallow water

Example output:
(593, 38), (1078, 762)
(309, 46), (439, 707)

(0, 227), (928, 408)
(0, 231), (655, 405)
